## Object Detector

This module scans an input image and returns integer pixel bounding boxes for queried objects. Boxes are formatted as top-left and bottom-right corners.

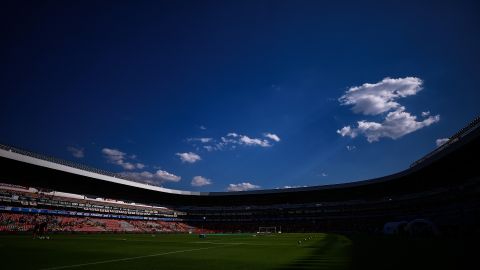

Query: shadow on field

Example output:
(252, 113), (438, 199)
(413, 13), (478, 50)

(276, 234), (477, 270)
(348, 234), (477, 270)
(276, 234), (352, 270)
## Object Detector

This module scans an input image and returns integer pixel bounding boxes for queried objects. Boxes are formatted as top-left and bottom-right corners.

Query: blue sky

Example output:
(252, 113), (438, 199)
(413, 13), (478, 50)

(1, 0), (479, 191)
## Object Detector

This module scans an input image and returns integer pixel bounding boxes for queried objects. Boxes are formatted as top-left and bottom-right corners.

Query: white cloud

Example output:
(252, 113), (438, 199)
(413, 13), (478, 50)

(176, 152), (201, 163)
(119, 171), (157, 184)
(436, 138), (449, 147)
(67, 146), (84, 158)
(281, 185), (308, 189)
(227, 182), (261, 191)
(119, 169), (181, 186)
(338, 126), (356, 138)
(338, 77), (440, 142)
(227, 132), (239, 137)
(191, 176), (212, 187)
(339, 77), (423, 115)
(188, 132), (280, 151)
(188, 138), (213, 143)
(101, 148), (179, 186)
(200, 125), (207, 130)
(238, 135), (271, 147)
(156, 170), (181, 182)
(102, 148), (145, 170)
(121, 162), (136, 170)
(320, 172), (328, 177)
(102, 148), (125, 160)
(203, 145), (215, 152)
(264, 133), (281, 142)
(346, 145), (356, 151)
(338, 107), (440, 142)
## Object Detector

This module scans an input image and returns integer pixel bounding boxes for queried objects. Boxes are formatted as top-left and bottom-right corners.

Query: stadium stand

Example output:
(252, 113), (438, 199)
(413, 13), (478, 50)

(0, 183), (181, 218)
(0, 183), (210, 234)
(0, 212), (195, 233)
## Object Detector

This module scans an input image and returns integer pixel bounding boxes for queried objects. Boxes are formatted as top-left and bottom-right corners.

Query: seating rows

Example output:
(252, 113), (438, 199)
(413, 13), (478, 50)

(0, 184), (182, 217)
(0, 212), (196, 233)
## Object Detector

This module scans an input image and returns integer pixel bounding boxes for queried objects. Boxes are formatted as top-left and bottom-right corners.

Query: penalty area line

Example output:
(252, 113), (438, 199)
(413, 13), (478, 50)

(40, 245), (233, 270)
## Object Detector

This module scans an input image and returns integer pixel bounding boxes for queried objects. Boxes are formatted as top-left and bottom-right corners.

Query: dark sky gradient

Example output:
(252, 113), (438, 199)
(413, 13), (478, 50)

(1, 0), (479, 191)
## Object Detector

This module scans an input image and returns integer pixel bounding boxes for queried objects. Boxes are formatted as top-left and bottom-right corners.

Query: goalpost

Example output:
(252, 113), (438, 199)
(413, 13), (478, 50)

(257, 226), (279, 234)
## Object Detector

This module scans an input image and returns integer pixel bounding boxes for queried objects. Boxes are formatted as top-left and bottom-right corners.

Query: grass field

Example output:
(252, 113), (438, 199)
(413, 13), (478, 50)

(0, 233), (474, 270)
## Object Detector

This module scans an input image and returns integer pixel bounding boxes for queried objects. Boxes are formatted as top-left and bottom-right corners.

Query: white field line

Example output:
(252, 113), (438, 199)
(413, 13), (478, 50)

(40, 245), (233, 270)
(57, 237), (294, 246)
(55, 237), (294, 246)
(52, 237), (196, 244)
(190, 241), (293, 246)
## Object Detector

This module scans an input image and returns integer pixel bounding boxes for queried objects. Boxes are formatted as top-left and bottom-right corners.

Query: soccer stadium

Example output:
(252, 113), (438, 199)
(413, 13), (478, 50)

(2, 1), (480, 270)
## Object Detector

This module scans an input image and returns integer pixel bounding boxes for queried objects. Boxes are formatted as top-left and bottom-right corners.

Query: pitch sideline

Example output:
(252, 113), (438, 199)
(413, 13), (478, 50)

(40, 244), (236, 270)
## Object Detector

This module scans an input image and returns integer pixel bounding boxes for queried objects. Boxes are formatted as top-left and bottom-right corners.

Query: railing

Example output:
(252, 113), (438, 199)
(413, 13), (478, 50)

(410, 115), (480, 168)
(0, 144), (147, 185)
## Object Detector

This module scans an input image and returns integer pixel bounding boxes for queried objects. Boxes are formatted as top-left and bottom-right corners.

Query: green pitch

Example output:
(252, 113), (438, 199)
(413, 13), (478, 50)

(0, 233), (350, 270)
(0, 233), (473, 270)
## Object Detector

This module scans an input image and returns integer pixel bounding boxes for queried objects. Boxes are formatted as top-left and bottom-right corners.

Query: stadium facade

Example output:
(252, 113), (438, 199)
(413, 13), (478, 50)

(1, 117), (479, 234)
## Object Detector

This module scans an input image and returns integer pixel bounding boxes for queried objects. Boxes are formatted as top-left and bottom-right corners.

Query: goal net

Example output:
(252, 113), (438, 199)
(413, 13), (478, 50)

(257, 226), (277, 234)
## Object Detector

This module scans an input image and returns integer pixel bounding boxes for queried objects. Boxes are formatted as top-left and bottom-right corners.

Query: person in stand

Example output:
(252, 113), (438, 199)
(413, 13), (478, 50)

(32, 215), (40, 239)
(33, 216), (49, 239)
(38, 220), (48, 239)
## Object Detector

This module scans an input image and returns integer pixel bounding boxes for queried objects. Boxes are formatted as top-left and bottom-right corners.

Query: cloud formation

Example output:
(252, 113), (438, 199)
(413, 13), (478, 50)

(156, 170), (182, 181)
(67, 146), (84, 158)
(436, 138), (449, 147)
(281, 185), (308, 189)
(102, 148), (145, 170)
(422, 111), (431, 117)
(191, 176), (212, 187)
(227, 182), (261, 191)
(188, 138), (213, 143)
(176, 152), (201, 163)
(338, 107), (440, 142)
(264, 133), (281, 142)
(189, 132), (280, 151)
(338, 77), (440, 142)
(339, 77), (423, 115)
(238, 134), (271, 147)
(119, 169), (181, 186)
